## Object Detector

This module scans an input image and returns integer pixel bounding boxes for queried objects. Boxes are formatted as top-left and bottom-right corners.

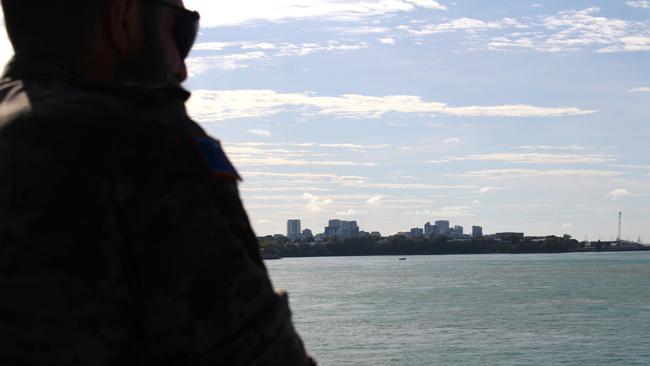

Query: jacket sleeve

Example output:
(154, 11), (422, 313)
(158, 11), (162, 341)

(112, 123), (310, 365)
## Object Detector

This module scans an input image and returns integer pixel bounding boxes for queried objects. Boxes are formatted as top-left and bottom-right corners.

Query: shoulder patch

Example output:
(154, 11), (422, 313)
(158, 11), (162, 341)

(191, 135), (241, 181)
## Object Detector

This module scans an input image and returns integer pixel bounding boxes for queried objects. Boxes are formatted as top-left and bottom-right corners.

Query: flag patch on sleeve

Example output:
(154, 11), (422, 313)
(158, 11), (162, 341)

(192, 136), (241, 181)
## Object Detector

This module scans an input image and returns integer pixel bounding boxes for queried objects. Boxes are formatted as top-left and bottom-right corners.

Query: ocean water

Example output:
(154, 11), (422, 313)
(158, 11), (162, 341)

(265, 252), (650, 365)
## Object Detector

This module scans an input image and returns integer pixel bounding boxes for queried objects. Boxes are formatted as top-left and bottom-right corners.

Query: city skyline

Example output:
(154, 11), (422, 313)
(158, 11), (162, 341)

(278, 212), (641, 242)
(1, 1), (648, 240)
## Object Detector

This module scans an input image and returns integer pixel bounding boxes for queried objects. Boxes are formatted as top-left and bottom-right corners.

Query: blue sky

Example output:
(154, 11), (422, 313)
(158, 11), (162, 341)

(2, 1), (649, 240)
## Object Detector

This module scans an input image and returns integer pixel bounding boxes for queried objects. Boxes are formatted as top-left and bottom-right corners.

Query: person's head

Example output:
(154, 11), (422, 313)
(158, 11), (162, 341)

(1, 0), (199, 84)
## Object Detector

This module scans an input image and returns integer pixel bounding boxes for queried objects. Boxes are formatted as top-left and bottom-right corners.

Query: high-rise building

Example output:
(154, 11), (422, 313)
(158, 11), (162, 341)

(287, 219), (301, 240)
(454, 225), (464, 235)
(450, 225), (464, 238)
(324, 219), (341, 238)
(472, 226), (483, 238)
(410, 228), (424, 237)
(324, 219), (360, 239)
(424, 222), (437, 236)
(435, 220), (450, 236)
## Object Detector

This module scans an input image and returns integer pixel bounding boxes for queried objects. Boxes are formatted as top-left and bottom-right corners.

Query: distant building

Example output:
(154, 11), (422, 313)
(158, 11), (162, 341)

(324, 219), (360, 239)
(472, 226), (483, 238)
(301, 229), (313, 240)
(424, 222), (437, 236)
(448, 225), (464, 239)
(410, 228), (424, 237)
(287, 219), (301, 240)
(435, 220), (450, 236)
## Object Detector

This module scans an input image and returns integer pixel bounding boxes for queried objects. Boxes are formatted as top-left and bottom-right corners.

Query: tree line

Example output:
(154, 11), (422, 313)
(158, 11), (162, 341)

(258, 234), (586, 258)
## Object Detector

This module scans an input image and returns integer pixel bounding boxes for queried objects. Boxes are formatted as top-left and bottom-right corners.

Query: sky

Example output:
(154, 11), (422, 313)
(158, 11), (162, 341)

(1, 1), (649, 241)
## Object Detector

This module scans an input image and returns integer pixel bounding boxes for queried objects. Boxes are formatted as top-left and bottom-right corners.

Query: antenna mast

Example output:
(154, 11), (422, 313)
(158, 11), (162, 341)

(617, 212), (622, 242)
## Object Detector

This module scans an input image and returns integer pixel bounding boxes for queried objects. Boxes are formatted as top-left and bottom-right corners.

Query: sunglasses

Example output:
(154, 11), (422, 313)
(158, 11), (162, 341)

(139, 0), (200, 58)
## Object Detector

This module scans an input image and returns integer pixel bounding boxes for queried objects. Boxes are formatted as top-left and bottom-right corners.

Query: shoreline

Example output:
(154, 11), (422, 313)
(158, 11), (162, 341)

(263, 246), (650, 259)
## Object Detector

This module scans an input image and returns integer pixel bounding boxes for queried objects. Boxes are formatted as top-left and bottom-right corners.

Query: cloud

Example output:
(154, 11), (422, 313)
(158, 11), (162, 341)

(538, 7), (634, 52)
(224, 143), (376, 168)
(187, 52), (266, 74)
(242, 172), (475, 192)
(450, 153), (616, 164)
(336, 209), (366, 217)
(242, 43), (279, 50)
(247, 128), (272, 137)
(187, 90), (596, 123)
(513, 8), (650, 53)
(188, 41), (368, 75)
(614, 164), (650, 169)
(228, 142), (315, 148)
(240, 170), (373, 191)
(330, 26), (391, 35)
(606, 189), (632, 200)
(226, 144), (312, 156)
(242, 186), (332, 192)
(443, 137), (461, 144)
(319, 143), (391, 151)
(364, 182), (475, 190)
(274, 41), (369, 57)
(406, 206), (474, 218)
(241, 171), (367, 184)
(455, 169), (622, 179)
(367, 195), (384, 205)
(244, 175), (475, 192)
(436, 206), (472, 217)
(379, 37), (396, 45)
(478, 186), (509, 194)
(405, 8), (650, 54)
(227, 141), (390, 152)
(629, 86), (650, 92)
(302, 193), (333, 212)
(193, 42), (238, 51)
(626, 1), (650, 8)
(561, 223), (573, 229)
(514, 145), (586, 151)
(405, 17), (526, 36)
(184, 0), (446, 28)
(601, 36), (650, 53)
(0, 16), (13, 66)
(233, 157), (374, 167)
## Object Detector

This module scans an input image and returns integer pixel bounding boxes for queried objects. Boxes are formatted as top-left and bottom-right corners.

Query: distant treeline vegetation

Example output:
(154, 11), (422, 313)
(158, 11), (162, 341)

(258, 235), (586, 258)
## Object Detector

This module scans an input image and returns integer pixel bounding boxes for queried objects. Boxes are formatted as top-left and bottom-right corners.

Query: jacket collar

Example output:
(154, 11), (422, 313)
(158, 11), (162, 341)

(3, 51), (78, 82)
(2, 52), (191, 102)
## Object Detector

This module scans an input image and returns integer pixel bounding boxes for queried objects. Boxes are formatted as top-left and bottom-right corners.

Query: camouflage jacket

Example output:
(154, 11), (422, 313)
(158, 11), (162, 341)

(0, 54), (311, 365)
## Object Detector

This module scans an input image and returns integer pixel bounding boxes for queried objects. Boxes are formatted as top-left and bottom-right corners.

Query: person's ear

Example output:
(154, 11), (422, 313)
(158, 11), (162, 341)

(107, 0), (141, 55)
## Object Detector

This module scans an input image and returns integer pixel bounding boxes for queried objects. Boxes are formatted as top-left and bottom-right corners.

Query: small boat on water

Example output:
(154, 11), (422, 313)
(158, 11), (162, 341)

(398, 258), (407, 260)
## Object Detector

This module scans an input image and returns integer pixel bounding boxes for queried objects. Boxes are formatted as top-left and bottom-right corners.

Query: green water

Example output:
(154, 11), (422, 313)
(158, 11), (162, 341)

(266, 252), (650, 365)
